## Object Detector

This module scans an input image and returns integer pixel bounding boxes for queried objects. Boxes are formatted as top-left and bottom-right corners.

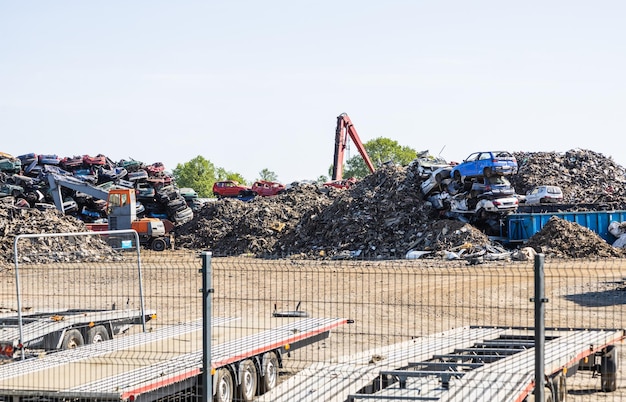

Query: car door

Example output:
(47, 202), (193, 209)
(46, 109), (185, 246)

(462, 152), (481, 177)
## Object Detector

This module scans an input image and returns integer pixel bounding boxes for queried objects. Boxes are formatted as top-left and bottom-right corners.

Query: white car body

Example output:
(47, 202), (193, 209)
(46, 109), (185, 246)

(475, 196), (519, 212)
(524, 186), (563, 204)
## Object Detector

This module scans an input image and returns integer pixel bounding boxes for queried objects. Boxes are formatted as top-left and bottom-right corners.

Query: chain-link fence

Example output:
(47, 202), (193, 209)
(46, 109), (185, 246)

(1, 233), (625, 401)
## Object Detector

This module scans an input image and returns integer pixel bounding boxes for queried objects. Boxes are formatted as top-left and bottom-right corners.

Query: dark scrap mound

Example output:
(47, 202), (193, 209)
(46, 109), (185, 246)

(275, 164), (435, 258)
(175, 183), (336, 256)
(511, 149), (626, 205)
(525, 216), (626, 259)
(416, 219), (492, 252)
(0, 201), (121, 265)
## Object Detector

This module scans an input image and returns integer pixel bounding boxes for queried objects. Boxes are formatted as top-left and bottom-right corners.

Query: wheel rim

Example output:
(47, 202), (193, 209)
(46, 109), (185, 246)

(242, 369), (255, 398)
(92, 333), (105, 343)
(241, 360), (257, 401)
(67, 337), (80, 349)
(218, 374), (232, 401)
(266, 359), (277, 388)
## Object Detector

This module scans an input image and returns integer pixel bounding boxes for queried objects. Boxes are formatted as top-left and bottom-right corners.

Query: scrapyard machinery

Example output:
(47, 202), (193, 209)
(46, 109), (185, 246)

(45, 173), (172, 251)
(331, 113), (376, 182)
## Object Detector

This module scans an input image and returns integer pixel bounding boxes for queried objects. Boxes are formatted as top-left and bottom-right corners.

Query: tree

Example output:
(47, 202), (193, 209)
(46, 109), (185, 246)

(341, 137), (417, 179)
(216, 167), (246, 184)
(173, 156), (246, 198)
(258, 168), (278, 182)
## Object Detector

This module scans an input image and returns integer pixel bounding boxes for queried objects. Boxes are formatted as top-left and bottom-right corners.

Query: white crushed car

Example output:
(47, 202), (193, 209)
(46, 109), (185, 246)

(524, 185), (563, 204)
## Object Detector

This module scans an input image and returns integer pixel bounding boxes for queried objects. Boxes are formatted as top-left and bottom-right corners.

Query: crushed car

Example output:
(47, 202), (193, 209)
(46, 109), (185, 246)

(451, 151), (518, 182)
(212, 180), (253, 198)
(523, 185), (563, 204)
(251, 180), (285, 196)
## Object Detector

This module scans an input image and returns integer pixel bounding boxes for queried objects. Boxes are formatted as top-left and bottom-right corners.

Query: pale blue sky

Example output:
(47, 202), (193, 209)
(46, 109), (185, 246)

(1, 1), (625, 183)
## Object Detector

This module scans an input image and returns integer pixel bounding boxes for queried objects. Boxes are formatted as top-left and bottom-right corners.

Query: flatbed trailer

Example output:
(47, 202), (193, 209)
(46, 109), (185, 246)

(261, 326), (624, 402)
(0, 308), (156, 360)
(0, 316), (348, 402)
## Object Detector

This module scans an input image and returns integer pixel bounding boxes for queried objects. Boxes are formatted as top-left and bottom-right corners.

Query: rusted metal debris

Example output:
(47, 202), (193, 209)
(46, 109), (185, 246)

(2, 148), (626, 262)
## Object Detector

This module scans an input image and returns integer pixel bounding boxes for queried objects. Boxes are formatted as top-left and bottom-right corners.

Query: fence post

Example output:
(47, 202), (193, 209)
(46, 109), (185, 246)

(534, 253), (546, 401)
(201, 251), (213, 401)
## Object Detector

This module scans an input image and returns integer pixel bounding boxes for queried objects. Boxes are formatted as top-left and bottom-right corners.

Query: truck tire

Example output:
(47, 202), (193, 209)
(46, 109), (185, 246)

(61, 329), (85, 349)
(86, 325), (110, 344)
(151, 238), (167, 252)
(601, 345), (618, 392)
(238, 359), (258, 401)
(214, 368), (234, 402)
(259, 351), (279, 393)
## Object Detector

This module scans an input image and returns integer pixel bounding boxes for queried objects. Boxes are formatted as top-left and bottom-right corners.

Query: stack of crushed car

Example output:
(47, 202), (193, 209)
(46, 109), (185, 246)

(0, 152), (194, 226)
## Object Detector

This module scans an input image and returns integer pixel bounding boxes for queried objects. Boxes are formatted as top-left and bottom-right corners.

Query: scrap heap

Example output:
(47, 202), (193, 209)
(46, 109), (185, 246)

(0, 201), (121, 266)
(2, 148), (626, 261)
(511, 149), (626, 206)
(525, 216), (626, 258)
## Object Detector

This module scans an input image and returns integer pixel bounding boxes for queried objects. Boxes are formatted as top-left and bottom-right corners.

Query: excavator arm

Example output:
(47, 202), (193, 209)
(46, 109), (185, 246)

(332, 113), (375, 180)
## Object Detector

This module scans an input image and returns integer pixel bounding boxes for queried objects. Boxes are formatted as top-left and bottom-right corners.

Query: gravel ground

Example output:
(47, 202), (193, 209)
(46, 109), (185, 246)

(2, 253), (626, 401)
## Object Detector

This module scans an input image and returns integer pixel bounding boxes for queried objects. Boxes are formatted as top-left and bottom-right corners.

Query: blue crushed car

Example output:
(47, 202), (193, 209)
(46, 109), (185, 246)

(451, 151), (518, 182)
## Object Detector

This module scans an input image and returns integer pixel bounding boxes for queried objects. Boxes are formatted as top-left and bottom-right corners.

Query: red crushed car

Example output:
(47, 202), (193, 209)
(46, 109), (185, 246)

(323, 177), (357, 189)
(212, 180), (252, 198)
(251, 180), (285, 196)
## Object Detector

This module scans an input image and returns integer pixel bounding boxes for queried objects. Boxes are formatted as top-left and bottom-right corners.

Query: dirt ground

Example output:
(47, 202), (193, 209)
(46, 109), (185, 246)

(2, 252), (626, 401)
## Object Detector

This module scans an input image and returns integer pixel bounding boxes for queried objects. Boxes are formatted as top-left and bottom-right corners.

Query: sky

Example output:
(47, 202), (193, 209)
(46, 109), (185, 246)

(1, 1), (625, 184)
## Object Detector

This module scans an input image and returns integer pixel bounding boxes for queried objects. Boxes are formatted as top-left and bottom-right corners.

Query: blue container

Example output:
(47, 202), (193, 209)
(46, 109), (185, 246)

(507, 210), (626, 244)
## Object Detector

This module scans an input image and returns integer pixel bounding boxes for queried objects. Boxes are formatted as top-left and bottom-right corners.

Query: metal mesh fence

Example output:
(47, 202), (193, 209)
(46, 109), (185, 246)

(1, 234), (625, 401)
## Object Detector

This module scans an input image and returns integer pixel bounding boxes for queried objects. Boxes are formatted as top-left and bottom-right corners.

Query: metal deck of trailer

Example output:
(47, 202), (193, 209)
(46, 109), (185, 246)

(261, 326), (624, 402)
(0, 308), (156, 351)
(0, 316), (347, 401)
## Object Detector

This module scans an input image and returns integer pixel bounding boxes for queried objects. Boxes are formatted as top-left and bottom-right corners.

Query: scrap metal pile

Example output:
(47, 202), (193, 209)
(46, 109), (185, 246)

(1, 148), (626, 262)
(511, 149), (626, 206)
(176, 148), (626, 260)
(0, 152), (194, 225)
(0, 201), (121, 265)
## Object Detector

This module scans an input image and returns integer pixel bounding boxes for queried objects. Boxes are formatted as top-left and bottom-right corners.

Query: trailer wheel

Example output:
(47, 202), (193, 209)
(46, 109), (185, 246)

(601, 345), (618, 392)
(151, 238), (167, 252)
(260, 351), (279, 393)
(86, 325), (110, 344)
(214, 368), (234, 402)
(552, 373), (567, 401)
(61, 329), (85, 349)
(238, 359), (258, 401)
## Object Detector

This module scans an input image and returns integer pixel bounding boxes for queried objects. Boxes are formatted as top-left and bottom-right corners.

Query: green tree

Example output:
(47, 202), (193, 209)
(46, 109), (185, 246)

(216, 167), (246, 184)
(173, 156), (247, 197)
(341, 137), (417, 179)
(258, 168), (278, 182)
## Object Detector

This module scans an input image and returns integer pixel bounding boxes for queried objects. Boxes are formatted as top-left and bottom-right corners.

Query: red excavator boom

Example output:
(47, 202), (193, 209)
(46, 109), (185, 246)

(331, 113), (375, 180)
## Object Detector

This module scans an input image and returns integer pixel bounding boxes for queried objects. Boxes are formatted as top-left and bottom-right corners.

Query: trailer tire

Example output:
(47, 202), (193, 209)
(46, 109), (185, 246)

(601, 345), (618, 392)
(151, 238), (167, 252)
(61, 329), (85, 349)
(86, 325), (110, 344)
(214, 368), (234, 402)
(260, 351), (279, 393)
(552, 373), (567, 401)
(238, 359), (258, 401)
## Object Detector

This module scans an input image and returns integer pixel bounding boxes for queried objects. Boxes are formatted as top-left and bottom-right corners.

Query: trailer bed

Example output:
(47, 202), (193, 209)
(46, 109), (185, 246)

(0, 317), (347, 401)
(0, 308), (156, 351)
(261, 326), (624, 402)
